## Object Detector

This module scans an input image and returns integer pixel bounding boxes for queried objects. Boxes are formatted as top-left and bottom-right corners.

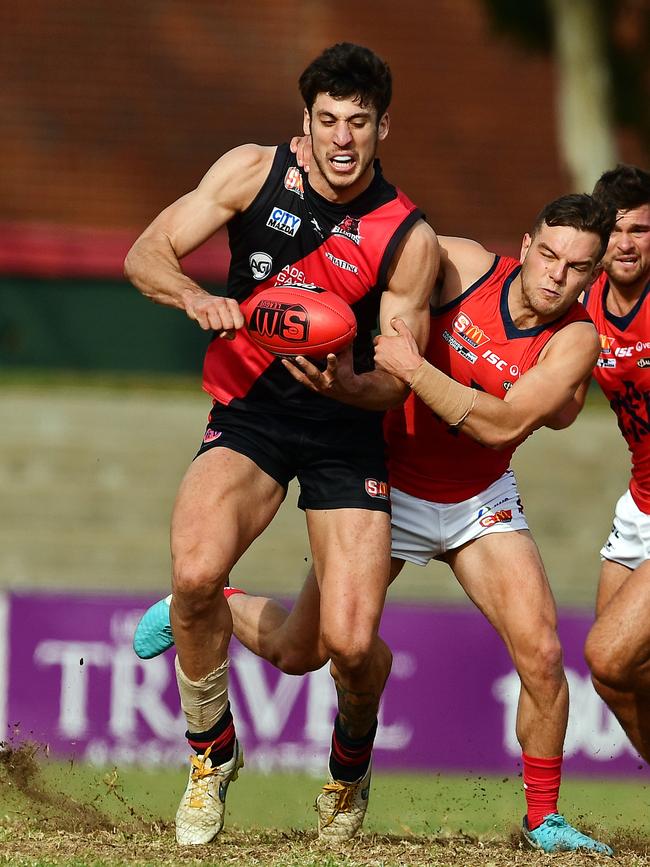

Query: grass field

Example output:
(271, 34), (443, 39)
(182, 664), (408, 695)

(2, 745), (650, 866)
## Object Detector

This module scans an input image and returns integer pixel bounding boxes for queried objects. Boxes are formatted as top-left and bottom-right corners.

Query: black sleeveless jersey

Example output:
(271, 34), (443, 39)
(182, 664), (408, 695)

(202, 143), (424, 420)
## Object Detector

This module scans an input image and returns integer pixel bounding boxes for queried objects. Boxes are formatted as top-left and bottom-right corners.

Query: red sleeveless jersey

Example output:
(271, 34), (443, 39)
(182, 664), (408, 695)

(202, 144), (423, 421)
(584, 272), (650, 513)
(385, 255), (592, 502)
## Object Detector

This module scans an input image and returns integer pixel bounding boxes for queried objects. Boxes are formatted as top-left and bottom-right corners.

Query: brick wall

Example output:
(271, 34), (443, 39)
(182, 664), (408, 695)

(1, 0), (645, 261)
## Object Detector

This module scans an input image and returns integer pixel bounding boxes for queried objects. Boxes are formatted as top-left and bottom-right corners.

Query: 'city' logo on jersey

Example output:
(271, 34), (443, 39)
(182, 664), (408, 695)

(331, 215), (362, 245)
(442, 329), (478, 363)
(452, 312), (490, 348)
(325, 251), (359, 274)
(249, 252), (273, 280)
(248, 300), (309, 343)
(478, 509), (512, 528)
(638, 358), (650, 368)
(267, 207), (301, 236)
(597, 357), (617, 369)
(283, 167), (304, 198)
(365, 478), (389, 499)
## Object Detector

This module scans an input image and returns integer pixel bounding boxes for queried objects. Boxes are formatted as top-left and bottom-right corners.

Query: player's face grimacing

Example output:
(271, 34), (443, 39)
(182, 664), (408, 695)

(518, 223), (601, 320)
(304, 93), (389, 201)
(601, 204), (650, 289)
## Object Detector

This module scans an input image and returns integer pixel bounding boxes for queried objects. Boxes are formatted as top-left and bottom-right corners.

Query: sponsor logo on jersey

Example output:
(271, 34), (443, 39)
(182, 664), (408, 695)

(276, 264), (306, 285)
(267, 207), (301, 236)
(283, 167), (304, 198)
(638, 358), (650, 368)
(331, 215), (362, 245)
(325, 251), (359, 273)
(614, 346), (633, 358)
(637, 341), (650, 352)
(249, 251), (273, 280)
(310, 216), (324, 237)
(503, 381), (513, 390)
(597, 357), (617, 369)
(599, 334), (615, 354)
(478, 509), (513, 528)
(248, 300), (309, 343)
(452, 312), (490, 348)
(482, 349), (511, 371)
(365, 478), (390, 499)
(203, 429), (223, 444)
(442, 329), (478, 363)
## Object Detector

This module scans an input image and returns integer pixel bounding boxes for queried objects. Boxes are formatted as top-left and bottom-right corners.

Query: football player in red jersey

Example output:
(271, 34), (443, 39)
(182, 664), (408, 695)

(134, 192), (615, 854)
(578, 166), (650, 764)
(124, 43), (438, 845)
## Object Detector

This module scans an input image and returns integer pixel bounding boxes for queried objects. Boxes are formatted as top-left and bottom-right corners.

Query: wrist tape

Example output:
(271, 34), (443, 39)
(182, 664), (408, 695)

(410, 360), (477, 427)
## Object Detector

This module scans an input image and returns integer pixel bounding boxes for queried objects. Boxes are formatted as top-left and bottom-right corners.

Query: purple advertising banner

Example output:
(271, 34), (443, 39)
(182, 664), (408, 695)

(0, 591), (640, 776)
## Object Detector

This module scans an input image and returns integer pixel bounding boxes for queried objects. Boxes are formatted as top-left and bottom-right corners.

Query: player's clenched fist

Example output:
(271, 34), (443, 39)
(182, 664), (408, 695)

(182, 291), (245, 337)
(374, 317), (424, 384)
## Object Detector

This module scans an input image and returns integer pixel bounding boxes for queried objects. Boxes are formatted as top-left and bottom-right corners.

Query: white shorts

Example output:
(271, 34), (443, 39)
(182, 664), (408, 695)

(391, 469), (529, 566)
(600, 489), (650, 570)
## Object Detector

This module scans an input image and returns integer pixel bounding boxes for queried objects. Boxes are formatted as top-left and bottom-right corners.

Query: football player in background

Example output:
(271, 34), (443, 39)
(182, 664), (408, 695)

(579, 166), (650, 765)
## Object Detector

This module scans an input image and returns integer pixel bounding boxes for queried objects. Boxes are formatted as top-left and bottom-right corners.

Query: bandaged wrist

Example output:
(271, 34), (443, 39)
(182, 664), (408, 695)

(410, 359), (477, 427)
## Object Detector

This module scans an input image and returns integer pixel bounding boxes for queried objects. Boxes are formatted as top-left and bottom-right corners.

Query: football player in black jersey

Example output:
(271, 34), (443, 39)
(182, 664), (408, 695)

(125, 42), (438, 845)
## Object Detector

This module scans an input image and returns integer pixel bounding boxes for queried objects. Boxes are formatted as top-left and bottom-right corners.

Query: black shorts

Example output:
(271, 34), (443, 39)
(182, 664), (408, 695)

(196, 403), (390, 513)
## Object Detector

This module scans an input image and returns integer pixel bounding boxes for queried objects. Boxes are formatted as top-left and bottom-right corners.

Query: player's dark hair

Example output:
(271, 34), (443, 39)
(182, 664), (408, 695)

(299, 43), (392, 122)
(531, 193), (616, 261)
(592, 164), (650, 211)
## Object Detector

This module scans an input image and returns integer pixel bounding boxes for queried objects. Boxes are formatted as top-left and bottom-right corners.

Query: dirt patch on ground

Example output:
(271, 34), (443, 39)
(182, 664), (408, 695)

(3, 827), (650, 867)
(2, 742), (650, 865)
(0, 741), (149, 836)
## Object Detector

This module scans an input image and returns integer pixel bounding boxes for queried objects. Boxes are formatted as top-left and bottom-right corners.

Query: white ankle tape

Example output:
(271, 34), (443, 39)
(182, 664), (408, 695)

(175, 656), (229, 733)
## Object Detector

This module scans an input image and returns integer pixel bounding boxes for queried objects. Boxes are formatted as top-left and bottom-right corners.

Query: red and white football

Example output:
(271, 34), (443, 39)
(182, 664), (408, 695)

(244, 283), (357, 358)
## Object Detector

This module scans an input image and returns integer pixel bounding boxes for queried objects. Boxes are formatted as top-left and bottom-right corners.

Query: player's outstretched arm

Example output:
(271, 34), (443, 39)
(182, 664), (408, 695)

(124, 144), (275, 333)
(376, 318), (600, 449)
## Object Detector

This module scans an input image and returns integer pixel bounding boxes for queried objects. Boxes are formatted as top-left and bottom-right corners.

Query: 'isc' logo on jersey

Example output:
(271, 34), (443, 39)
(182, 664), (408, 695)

(248, 301), (309, 343)
(453, 312), (490, 348)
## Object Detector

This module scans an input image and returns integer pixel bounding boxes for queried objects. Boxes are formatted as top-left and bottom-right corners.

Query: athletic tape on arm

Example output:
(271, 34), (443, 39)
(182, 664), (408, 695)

(410, 360), (477, 427)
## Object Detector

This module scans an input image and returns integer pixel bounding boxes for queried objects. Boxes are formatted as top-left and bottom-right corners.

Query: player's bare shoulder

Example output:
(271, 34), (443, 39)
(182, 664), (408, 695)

(540, 318), (600, 377)
(386, 219), (439, 300)
(437, 236), (496, 305)
(199, 143), (277, 213)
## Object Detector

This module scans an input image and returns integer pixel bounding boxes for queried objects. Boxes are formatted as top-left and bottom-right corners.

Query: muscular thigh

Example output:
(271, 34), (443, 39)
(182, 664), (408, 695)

(445, 530), (557, 656)
(307, 508), (391, 636)
(591, 559), (650, 668)
(172, 446), (286, 577)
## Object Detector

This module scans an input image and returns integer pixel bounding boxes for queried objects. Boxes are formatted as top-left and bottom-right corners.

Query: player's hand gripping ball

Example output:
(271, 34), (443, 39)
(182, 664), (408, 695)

(244, 283), (356, 358)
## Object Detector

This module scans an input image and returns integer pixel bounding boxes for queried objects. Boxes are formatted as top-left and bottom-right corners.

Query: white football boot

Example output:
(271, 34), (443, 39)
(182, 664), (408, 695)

(316, 763), (372, 842)
(175, 740), (244, 845)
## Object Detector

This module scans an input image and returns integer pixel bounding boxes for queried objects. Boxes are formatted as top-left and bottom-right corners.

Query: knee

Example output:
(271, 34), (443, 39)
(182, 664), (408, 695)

(585, 629), (632, 689)
(514, 632), (564, 688)
(269, 646), (328, 676)
(322, 628), (375, 674)
(172, 557), (226, 617)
